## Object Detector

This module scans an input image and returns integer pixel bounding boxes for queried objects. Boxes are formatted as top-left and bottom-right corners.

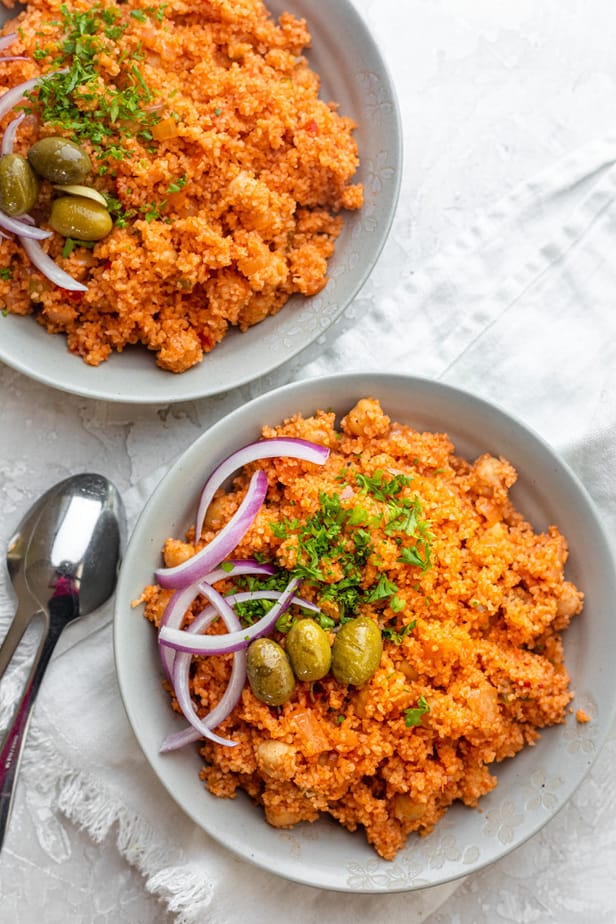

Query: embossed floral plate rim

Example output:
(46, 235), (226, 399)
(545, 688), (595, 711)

(0, 0), (401, 404)
(114, 373), (616, 892)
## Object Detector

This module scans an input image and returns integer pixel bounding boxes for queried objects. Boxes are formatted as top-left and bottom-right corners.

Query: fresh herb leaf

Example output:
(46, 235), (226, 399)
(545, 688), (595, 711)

(355, 469), (412, 502)
(381, 619), (416, 644)
(61, 237), (96, 258)
(404, 694), (430, 727)
(167, 174), (187, 194)
(364, 573), (398, 603)
(398, 542), (432, 572)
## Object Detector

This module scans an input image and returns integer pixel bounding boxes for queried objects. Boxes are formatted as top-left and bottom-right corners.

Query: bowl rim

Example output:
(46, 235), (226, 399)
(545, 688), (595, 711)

(114, 372), (616, 892)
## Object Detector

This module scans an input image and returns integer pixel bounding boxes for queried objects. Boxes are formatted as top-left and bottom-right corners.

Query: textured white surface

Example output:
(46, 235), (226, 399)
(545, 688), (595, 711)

(1, 0), (616, 921)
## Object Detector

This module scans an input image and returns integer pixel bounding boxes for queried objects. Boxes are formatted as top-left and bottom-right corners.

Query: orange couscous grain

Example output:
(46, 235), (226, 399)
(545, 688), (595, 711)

(0, 0), (362, 371)
(141, 398), (583, 860)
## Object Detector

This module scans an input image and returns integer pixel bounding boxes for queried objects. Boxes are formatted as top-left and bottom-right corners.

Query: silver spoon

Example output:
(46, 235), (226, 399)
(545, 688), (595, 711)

(0, 473), (125, 850)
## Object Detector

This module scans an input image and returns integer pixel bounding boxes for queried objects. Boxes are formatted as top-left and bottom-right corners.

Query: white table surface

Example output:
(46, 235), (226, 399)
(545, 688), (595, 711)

(1, 1), (616, 921)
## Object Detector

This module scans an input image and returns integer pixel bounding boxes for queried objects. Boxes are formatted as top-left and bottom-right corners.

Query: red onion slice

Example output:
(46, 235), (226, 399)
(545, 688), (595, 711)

(160, 582), (313, 750)
(1, 112), (24, 155)
(198, 558), (276, 589)
(194, 437), (329, 541)
(158, 560), (276, 677)
(0, 76), (42, 121)
(0, 212), (51, 239)
(168, 595), (244, 749)
(0, 33), (17, 52)
(155, 469), (268, 589)
(18, 235), (88, 290)
(158, 578), (316, 679)
(159, 577), (300, 655)
(168, 583), (244, 748)
(158, 559), (275, 673)
(158, 582), (204, 680)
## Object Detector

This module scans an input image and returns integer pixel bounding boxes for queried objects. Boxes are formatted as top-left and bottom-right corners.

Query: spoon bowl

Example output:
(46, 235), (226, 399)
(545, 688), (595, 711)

(17, 473), (124, 617)
(0, 473), (125, 849)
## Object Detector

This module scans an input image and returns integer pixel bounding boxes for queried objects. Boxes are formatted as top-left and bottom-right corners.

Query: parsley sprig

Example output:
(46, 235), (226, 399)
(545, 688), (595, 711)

(404, 694), (430, 727)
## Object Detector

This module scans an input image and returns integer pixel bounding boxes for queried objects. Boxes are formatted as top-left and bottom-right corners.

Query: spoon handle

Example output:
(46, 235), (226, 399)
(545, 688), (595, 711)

(0, 608), (65, 851)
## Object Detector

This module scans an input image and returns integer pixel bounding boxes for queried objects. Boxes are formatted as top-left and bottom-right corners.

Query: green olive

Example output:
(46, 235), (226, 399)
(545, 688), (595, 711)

(49, 195), (113, 241)
(0, 154), (39, 217)
(246, 638), (296, 706)
(331, 616), (383, 686)
(28, 136), (92, 184)
(286, 619), (332, 682)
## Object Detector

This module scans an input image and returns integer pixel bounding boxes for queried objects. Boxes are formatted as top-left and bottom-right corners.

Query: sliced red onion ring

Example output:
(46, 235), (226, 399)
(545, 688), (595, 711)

(0, 56), (29, 63)
(0, 211), (51, 239)
(168, 584), (244, 748)
(0, 33), (17, 52)
(160, 581), (311, 750)
(194, 437), (330, 541)
(1, 112), (24, 155)
(158, 579), (316, 679)
(0, 76), (42, 121)
(164, 639), (245, 751)
(160, 558), (276, 680)
(158, 582), (204, 680)
(159, 577), (300, 655)
(18, 234), (88, 291)
(157, 560), (276, 678)
(155, 469), (268, 590)
(160, 560), (277, 633)
(198, 558), (276, 589)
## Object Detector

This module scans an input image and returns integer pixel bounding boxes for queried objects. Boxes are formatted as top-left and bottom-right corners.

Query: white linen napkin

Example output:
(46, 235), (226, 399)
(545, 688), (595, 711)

(3, 133), (616, 922)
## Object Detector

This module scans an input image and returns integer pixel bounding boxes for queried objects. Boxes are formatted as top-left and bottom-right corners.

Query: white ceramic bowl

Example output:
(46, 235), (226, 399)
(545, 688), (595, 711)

(114, 373), (616, 892)
(0, 1), (401, 403)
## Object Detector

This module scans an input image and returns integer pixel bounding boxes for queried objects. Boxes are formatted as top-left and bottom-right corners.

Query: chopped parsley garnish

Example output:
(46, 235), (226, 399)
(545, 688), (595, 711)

(167, 175), (187, 194)
(404, 694), (430, 727)
(25, 3), (162, 163)
(61, 237), (96, 258)
(355, 469), (412, 502)
(398, 541), (432, 572)
(269, 482), (433, 621)
(363, 573), (399, 603)
(0, 268), (12, 281)
(382, 619), (416, 644)
(225, 571), (289, 626)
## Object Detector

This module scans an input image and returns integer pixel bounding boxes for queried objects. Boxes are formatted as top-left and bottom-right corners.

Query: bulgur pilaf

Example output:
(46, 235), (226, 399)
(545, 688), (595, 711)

(141, 398), (584, 861)
(0, 0), (362, 371)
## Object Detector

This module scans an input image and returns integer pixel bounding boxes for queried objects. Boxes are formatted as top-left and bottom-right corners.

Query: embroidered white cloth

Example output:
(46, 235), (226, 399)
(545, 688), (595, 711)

(1, 129), (616, 923)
